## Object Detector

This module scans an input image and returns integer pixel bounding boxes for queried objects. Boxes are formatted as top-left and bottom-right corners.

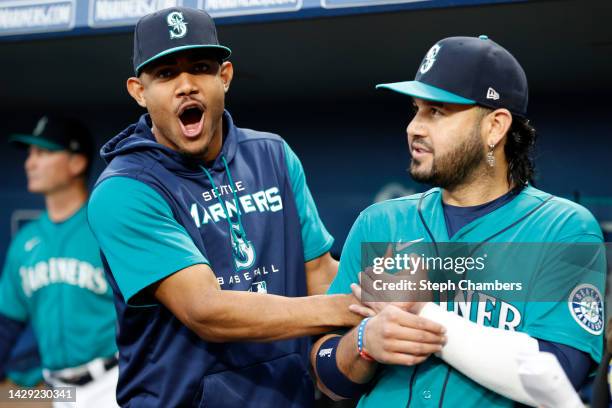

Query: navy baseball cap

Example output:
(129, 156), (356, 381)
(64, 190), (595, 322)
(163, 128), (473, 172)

(133, 7), (231, 76)
(376, 35), (528, 117)
(9, 115), (94, 159)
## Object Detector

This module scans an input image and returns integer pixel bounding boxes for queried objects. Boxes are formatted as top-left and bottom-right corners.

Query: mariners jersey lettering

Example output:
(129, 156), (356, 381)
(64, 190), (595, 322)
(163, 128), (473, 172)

(19, 257), (107, 296)
(88, 110), (333, 407)
(191, 184), (284, 226)
(328, 186), (605, 408)
(0, 207), (117, 371)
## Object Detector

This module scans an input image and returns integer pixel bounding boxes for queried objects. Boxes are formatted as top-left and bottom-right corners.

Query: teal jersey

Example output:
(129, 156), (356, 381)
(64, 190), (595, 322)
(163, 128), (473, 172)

(328, 186), (605, 407)
(0, 206), (117, 371)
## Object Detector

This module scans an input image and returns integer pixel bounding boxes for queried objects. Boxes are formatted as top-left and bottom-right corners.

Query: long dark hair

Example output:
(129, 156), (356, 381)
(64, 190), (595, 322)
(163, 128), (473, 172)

(504, 116), (536, 186)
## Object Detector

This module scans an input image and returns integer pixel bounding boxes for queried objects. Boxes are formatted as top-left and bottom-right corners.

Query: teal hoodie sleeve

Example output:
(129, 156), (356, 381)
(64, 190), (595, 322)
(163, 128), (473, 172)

(88, 177), (209, 306)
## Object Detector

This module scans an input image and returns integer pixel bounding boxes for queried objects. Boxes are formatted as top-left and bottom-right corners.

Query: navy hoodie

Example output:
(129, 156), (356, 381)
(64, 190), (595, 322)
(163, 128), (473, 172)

(88, 111), (334, 407)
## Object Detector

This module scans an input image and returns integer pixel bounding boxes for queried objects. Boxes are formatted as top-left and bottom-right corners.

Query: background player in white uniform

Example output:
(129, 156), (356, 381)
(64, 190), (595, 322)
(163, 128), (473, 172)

(0, 116), (119, 408)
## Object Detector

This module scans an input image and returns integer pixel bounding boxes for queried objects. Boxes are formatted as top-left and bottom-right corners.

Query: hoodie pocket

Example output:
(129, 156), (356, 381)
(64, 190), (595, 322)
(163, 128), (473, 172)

(194, 352), (314, 408)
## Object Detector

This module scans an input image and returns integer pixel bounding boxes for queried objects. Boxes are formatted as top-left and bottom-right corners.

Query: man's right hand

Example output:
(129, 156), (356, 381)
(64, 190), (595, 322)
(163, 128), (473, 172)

(319, 303), (447, 388)
(361, 304), (446, 366)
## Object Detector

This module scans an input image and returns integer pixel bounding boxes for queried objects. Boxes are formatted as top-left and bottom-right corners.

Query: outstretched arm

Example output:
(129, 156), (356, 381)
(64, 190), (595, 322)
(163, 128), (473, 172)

(153, 263), (361, 342)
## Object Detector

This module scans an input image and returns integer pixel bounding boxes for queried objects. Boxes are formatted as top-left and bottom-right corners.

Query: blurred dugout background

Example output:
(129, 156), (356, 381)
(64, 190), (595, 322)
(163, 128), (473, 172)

(0, 0), (610, 405)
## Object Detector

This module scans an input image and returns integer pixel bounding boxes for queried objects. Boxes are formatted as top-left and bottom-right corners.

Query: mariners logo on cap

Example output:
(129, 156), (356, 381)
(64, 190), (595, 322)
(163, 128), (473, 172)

(167, 11), (188, 40)
(419, 44), (441, 74)
(568, 284), (604, 335)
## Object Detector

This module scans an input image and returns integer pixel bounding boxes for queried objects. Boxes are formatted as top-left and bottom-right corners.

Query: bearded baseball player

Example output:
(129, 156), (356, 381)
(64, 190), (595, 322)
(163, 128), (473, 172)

(87, 6), (365, 407)
(0, 116), (119, 407)
(311, 35), (605, 407)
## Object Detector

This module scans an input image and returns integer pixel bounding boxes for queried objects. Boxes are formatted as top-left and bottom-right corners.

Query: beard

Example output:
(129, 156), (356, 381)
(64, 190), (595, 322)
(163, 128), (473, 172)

(410, 124), (486, 190)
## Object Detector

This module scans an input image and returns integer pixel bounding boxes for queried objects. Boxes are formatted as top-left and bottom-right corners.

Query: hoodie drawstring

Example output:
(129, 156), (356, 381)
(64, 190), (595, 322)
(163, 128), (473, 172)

(200, 156), (251, 271)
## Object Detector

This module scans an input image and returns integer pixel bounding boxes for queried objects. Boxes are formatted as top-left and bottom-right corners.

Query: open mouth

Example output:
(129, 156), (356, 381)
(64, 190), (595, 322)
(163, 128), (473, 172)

(178, 105), (205, 138)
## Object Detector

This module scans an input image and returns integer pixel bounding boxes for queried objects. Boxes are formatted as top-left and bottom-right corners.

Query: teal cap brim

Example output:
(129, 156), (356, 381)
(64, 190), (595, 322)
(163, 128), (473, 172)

(8, 134), (64, 151)
(136, 44), (232, 75)
(376, 81), (476, 105)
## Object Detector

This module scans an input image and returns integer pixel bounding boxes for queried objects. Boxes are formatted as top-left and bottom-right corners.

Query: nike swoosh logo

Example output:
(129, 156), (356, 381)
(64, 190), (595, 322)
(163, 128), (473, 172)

(24, 237), (40, 252)
(395, 238), (424, 252)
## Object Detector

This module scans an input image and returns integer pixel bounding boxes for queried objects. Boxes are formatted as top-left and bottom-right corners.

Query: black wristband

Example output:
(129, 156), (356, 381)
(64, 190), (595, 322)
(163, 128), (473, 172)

(315, 335), (368, 399)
